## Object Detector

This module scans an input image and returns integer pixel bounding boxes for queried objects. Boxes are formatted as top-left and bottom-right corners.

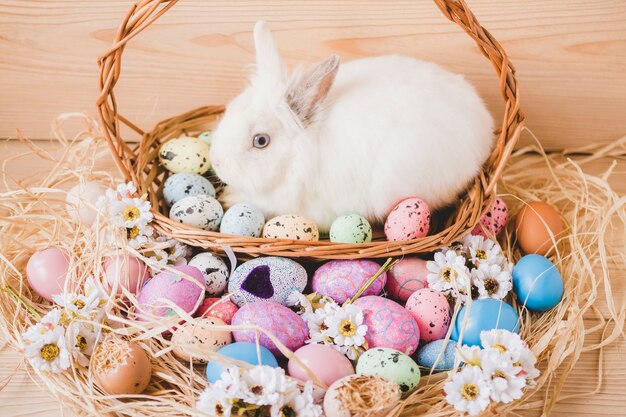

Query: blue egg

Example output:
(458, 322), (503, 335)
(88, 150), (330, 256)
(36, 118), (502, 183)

(451, 298), (519, 346)
(220, 203), (266, 237)
(512, 254), (563, 312)
(162, 173), (216, 206)
(416, 339), (457, 371)
(206, 342), (278, 383)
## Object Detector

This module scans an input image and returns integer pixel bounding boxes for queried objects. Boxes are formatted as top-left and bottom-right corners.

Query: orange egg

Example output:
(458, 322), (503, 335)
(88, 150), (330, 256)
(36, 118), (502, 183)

(93, 339), (152, 395)
(515, 201), (564, 255)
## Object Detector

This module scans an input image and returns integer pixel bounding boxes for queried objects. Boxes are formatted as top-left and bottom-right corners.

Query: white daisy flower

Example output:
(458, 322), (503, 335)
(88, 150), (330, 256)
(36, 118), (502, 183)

(457, 345), (483, 367)
(462, 235), (505, 269)
(286, 291), (313, 316)
(444, 365), (492, 416)
(471, 263), (512, 300)
(196, 386), (233, 417)
(67, 321), (98, 367)
(481, 349), (526, 403)
(272, 381), (322, 417)
(427, 251), (472, 298)
(22, 308), (65, 341)
(127, 224), (154, 249)
(514, 347), (541, 384)
(480, 329), (525, 361)
(116, 197), (153, 230)
(241, 365), (287, 406)
(324, 303), (367, 348)
(23, 325), (71, 373)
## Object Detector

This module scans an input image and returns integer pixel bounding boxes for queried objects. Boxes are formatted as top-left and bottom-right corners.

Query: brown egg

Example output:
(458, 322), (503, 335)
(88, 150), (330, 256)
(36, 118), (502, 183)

(171, 317), (231, 363)
(515, 201), (564, 255)
(93, 339), (152, 395)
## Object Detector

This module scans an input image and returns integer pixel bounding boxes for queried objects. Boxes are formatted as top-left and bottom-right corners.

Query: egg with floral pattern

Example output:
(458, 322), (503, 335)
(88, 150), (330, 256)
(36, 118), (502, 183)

(405, 288), (451, 342)
(159, 136), (210, 174)
(385, 257), (429, 302)
(162, 173), (216, 206)
(262, 214), (319, 241)
(353, 296), (420, 355)
(384, 197), (430, 241)
(312, 260), (387, 304)
(231, 301), (308, 356)
(169, 195), (223, 231)
(188, 252), (229, 296)
(220, 203), (265, 237)
(472, 197), (509, 238)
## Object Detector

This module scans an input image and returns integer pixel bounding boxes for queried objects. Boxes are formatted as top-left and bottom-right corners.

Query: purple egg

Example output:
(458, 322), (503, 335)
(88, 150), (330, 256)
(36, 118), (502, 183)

(312, 260), (387, 304)
(231, 301), (308, 356)
(353, 296), (420, 355)
(136, 265), (205, 321)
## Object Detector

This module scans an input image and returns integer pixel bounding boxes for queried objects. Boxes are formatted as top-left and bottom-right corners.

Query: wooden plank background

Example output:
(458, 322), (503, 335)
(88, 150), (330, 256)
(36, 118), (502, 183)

(1, 0), (626, 149)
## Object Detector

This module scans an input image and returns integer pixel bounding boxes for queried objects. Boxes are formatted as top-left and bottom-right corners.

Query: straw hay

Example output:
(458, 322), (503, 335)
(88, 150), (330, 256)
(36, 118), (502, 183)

(0, 115), (625, 417)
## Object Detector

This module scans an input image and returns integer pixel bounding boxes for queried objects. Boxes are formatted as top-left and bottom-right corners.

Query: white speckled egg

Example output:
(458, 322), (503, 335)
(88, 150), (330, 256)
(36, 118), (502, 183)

(329, 214), (372, 243)
(220, 203), (265, 237)
(188, 252), (229, 295)
(171, 317), (231, 363)
(159, 136), (210, 174)
(162, 173), (216, 206)
(169, 195), (223, 231)
(262, 214), (319, 241)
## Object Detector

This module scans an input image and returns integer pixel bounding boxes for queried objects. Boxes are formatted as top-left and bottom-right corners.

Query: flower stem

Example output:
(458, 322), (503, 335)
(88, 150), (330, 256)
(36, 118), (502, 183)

(3, 284), (42, 320)
(344, 257), (397, 305)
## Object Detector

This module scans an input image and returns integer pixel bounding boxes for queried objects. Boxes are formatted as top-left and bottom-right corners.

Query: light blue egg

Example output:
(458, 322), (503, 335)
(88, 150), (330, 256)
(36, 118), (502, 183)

(513, 254), (563, 312)
(163, 173), (216, 206)
(206, 342), (278, 383)
(198, 131), (213, 146)
(416, 339), (457, 371)
(450, 298), (519, 346)
(220, 203), (266, 237)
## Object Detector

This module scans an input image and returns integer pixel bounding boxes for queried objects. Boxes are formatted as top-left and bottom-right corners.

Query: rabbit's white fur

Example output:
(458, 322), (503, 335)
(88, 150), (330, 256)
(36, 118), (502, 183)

(210, 21), (494, 232)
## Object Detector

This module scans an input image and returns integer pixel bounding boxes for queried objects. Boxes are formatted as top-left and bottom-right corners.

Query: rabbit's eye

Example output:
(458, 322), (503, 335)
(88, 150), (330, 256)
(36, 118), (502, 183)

(253, 133), (271, 149)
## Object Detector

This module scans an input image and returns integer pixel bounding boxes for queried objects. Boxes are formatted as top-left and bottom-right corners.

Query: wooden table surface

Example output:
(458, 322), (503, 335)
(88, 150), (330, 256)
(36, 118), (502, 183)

(0, 139), (625, 416)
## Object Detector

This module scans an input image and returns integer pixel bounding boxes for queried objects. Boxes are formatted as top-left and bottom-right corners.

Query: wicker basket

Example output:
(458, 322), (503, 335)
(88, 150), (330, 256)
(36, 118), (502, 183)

(96, 0), (524, 260)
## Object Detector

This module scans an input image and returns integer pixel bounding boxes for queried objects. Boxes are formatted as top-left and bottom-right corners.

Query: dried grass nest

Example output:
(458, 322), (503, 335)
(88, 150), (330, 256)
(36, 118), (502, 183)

(1, 115), (625, 416)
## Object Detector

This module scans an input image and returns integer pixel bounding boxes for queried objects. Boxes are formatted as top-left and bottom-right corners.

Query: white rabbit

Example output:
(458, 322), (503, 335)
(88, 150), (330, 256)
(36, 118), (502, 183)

(210, 21), (494, 232)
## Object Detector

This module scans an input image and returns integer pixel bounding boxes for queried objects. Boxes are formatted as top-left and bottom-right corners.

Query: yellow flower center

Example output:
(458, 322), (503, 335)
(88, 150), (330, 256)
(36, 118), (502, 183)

(280, 405), (297, 417)
(127, 226), (140, 239)
(214, 403), (225, 417)
(493, 370), (507, 379)
(484, 278), (499, 295)
(76, 335), (87, 351)
(494, 343), (507, 353)
(250, 385), (264, 395)
(475, 249), (487, 260)
(72, 298), (86, 310)
(461, 383), (479, 400)
(339, 319), (357, 337)
(40, 343), (60, 361)
(123, 206), (140, 222)
(441, 267), (456, 283)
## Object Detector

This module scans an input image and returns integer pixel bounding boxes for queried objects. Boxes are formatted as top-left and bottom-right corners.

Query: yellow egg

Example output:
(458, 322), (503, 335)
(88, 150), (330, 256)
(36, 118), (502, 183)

(262, 214), (319, 241)
(92, 339), (152, 395)
(171, 317), (232, 363)
(159, 136), (210, 174)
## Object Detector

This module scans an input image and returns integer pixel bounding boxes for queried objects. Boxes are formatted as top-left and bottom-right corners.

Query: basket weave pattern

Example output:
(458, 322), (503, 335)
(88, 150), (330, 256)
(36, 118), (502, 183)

(96, 0), (524, 260)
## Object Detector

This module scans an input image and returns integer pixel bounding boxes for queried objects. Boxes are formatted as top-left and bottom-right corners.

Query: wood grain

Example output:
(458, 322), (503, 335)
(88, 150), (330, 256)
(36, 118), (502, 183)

(1, 1), (626, 148)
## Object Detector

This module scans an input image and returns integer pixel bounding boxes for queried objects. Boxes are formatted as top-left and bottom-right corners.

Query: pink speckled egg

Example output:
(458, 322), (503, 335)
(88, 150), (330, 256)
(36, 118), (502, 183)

(384, 197), (430, 241)
(26, 247), (71, 301)
(195, 297), (238, 324)
(231, 301), (308, 356)
(288, 344), (354, 386)
(136, 265), (205, 321)
(353, 296), (420, 355)
(312, 260), (387, 304)
(405, 288), (451, 343)
(471, 197), (509, 238)
(104, 254), (149, 295)
(385, 257), (429, 302)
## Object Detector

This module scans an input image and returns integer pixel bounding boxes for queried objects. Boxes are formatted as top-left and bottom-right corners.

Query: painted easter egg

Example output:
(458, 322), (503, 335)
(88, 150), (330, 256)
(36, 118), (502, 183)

(103, 254), (149, 295)
(159, 136), (210, 174)
(416, 339), (457, 371)
(65, 181), (105, 226)
(231, 301), (308, 356)
(451, 298), (520, 346)
(471, 197), (509, 238)
(228, 257), (307, 307)
(385, 257), (429, 302)
(353, 296), (420, 355)
(262, 214), (319, 241)
(384, 197), (430, 241)
(220, 203), (265, 237)
(512, 254), (564, 312)
(405, 288), (451, 342)
(515, 201), (564, 255)
(195, 297), (238, 324)
(288, 344), (354, 386)
(188, 252), (229, 296)
(198, 131), (213, 146)
(162, 173), (216, 206)
(93, 339), (151, 395)
(136, 265), (205, 321)
(206, 342), (278, 383)
(329, 214), (372, 244)
(26, 247), (71, 301)
(323, 374), (401, 417)
(356, 347), (420, 396)
(312, 260), (387, 304)
(169, 195), (223, 231)
(171, 317), (231, 363)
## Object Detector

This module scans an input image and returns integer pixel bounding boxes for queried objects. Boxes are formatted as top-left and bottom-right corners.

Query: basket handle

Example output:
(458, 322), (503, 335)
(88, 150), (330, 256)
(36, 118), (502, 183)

(97, 0), (523, 197)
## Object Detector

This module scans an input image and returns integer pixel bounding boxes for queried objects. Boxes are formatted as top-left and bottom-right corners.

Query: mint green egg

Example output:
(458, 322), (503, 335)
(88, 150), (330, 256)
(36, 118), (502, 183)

(198, 131), (213, 146)
(329, 214), (372, 243)
(356, 347), (420, 396)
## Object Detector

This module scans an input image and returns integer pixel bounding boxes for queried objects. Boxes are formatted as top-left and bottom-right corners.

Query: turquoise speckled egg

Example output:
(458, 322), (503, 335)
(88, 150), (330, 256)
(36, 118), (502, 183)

(329, 213), (372, 243)
(356, 347), (420, 396)
(162, 173), (216, 206)
(169, 195), (223, 231)
(416, 339), (457, 371)
(159, 136), (210, 174)
(198, 131), (213, 146)
(512, 254), (564, 311)
(450, 298), (520, 346)
(220, 203), (266, 237)
(206, 342), (278, 383)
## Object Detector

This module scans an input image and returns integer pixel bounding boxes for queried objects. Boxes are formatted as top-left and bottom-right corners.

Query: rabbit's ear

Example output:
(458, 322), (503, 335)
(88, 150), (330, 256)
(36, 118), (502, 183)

(254, 21), (285, 82)
(286, 55), (340, 125)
